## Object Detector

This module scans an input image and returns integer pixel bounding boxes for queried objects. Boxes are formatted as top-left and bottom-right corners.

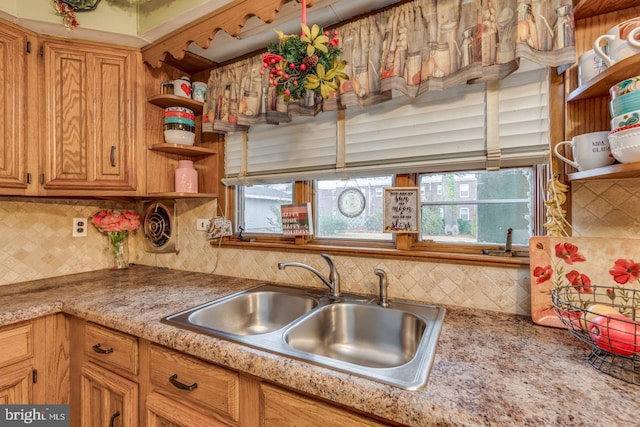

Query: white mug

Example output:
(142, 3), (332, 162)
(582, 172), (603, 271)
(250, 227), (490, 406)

(161, 77), (192, 98)
(192, 82), (207, 102)
(594, 18), (640, 67)
(554, 131), (614, 171)
(578, 49), (607, 87)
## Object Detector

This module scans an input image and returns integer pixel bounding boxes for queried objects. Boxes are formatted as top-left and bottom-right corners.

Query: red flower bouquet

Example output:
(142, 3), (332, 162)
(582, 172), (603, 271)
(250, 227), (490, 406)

(91, 209), (140, 269)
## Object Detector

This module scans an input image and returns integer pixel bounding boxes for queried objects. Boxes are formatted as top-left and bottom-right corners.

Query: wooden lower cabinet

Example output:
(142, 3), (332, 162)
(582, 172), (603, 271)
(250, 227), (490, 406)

(65, 319), (395, 426)
(80, 363), (138, 427)
(71, 318), (142, 427)
(259, 383), (391, 427)
(148, 344), (239, 426)
(0, 315), (68, 406)
(0, 364), (32, 404)
(146, 391), (228, 427)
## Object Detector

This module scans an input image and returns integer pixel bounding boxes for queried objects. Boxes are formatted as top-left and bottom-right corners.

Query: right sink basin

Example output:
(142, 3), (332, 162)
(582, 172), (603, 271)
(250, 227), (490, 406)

(282, 300), (445, 389)
(284, 303), (426, 368)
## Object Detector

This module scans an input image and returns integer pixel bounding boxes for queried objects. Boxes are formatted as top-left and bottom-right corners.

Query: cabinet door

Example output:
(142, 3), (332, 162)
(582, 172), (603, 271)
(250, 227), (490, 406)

(146, 392), (228, 427)
(80, 363), (137, 427)
(0, 365), (32, 404)
(260, 383), (390, 427)
(149, 344), (239, 424)
(0, 21), (30, 193)
(42, 40), (143, 195)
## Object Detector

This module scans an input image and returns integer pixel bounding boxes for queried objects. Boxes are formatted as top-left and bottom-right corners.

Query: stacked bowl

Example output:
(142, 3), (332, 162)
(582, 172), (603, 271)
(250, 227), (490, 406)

(164, 107), (196, 146)
(609, 76), (640, 163)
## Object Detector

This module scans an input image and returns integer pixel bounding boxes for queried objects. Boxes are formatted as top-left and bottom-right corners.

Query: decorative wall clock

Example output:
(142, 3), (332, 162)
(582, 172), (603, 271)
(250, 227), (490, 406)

(338, 188), (366, 218)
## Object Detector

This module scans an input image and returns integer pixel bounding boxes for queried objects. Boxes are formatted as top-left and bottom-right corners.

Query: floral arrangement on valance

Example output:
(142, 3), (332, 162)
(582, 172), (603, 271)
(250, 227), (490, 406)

(203, 0), (575, 132)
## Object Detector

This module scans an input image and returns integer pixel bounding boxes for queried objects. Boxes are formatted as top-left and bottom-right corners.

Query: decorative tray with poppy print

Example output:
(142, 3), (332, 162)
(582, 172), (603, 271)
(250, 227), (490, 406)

(529, 236), (640, 328)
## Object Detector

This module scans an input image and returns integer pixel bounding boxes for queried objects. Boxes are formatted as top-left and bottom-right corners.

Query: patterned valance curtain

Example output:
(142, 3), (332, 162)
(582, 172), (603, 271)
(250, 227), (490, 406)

(204, 0), (574, 131)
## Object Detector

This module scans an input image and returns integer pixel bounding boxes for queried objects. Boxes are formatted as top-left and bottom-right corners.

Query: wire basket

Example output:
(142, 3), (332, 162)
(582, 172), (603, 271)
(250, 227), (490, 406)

(551, 284), (640, 385)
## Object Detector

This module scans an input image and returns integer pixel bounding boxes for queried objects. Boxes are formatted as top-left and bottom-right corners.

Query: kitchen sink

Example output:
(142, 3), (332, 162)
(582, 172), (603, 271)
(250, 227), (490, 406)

(284, 303), (426, 368)
(162, 283), (445, 390)
(187, 289), (317, 335)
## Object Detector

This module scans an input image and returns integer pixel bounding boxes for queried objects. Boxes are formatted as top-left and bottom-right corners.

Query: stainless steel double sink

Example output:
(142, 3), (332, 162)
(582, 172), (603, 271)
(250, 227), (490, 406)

(162, 284), (445, 390)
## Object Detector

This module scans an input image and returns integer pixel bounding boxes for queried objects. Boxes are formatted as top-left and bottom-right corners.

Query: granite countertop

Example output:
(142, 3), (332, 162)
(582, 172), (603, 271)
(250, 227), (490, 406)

(1, 265), (638, 426)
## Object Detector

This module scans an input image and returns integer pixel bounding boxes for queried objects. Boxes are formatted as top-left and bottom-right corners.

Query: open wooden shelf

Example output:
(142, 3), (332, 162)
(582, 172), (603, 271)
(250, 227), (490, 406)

(567, 55), (640, 102)
(568, 161), (640, 181)
(147, 94), (204, 114)
(574, 0), (640, 20)
(149, 144), (217, 158)
(146, 192), (218, 199)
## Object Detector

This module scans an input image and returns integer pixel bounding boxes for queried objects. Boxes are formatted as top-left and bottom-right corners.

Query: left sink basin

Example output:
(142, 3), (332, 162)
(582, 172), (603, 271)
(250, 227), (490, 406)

(163, 284), (319, 336)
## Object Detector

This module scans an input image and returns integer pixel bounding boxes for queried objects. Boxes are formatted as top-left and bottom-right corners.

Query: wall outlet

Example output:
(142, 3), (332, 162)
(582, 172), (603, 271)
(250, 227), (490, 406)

(196, 219), (210, 231)
(72, 218), (88, 237)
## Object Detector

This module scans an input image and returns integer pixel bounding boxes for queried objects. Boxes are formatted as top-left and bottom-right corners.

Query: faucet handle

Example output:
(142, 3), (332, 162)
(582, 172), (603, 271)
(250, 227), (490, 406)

(321, 254), (340, 290)
(374, 268), (389, 307)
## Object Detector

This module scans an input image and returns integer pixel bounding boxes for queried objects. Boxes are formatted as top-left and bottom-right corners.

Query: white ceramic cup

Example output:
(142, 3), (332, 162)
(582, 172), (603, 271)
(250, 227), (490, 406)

(192, 82), (207, 102)
(594, 18), (640, 67)
(554, 131), (614, 171)
(578, 49), (607, 86)
(162, 77), (192, 98)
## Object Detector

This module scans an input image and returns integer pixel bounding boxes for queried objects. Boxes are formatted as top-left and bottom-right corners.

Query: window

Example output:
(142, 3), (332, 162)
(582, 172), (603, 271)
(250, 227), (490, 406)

(316, 177), (393, 240)
(225, 61), (549, 260)
(419, 169), (533, 246)
(459, 183), (470, 198)
(237, 183), (292, 234)
(459, 207), (470, 220)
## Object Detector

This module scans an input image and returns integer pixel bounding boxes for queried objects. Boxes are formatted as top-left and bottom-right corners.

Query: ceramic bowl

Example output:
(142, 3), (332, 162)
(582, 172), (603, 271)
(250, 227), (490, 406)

(164, 122), (195, 132)
(165, 106), (194, 115)
(164, 116), (195, 126)
(610, 123), (640, 135)
(164, 129), (196, 146)
(610, 90), (640, 117)
(164, 111), (195, 120)
(610, 76), (640, 99)
(611, 111), (640, 131)
(608, 126), (640, 163)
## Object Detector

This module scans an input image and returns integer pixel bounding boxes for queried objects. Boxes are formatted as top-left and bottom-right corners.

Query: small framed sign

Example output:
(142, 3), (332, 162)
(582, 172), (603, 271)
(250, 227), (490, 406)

(383, 187), (420, 233)
(281, 203), (314, 236)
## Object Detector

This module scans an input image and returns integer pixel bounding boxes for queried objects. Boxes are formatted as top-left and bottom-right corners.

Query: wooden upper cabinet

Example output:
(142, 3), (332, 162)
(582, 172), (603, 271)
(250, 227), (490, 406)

(0, 22), (31, 193)
(41, 39), (145, 195)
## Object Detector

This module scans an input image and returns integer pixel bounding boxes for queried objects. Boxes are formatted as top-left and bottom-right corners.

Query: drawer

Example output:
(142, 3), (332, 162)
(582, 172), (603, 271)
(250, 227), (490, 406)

(84, 323), (138, 376)
(0, 322), (33, 368)
(261, 383), (390, 427)
(150, 344), (239, 423)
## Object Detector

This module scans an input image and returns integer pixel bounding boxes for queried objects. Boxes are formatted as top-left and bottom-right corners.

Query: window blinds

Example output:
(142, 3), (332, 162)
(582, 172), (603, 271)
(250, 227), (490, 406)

(223, 60), (549, 186)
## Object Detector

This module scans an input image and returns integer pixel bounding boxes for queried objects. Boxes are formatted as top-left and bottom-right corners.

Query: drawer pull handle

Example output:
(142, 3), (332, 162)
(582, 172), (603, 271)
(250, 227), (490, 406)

(92, 343), (114, 354)
(169, 374), (198, 391)
(110, 146), (116, 167)
(109, 411), (120, 427)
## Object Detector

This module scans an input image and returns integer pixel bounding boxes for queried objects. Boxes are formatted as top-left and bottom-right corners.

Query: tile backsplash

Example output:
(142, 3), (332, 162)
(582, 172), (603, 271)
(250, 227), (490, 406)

(2, 179), (639, 316)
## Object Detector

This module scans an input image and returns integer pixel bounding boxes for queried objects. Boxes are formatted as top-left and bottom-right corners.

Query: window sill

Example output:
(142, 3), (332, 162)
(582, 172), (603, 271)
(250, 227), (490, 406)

(216, 239), (530, 268)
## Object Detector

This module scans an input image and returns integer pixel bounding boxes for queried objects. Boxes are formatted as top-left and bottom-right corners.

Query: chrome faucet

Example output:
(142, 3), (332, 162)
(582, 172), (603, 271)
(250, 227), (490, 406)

(278, 254), (341, 297)
(374, 268), (389, 307)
